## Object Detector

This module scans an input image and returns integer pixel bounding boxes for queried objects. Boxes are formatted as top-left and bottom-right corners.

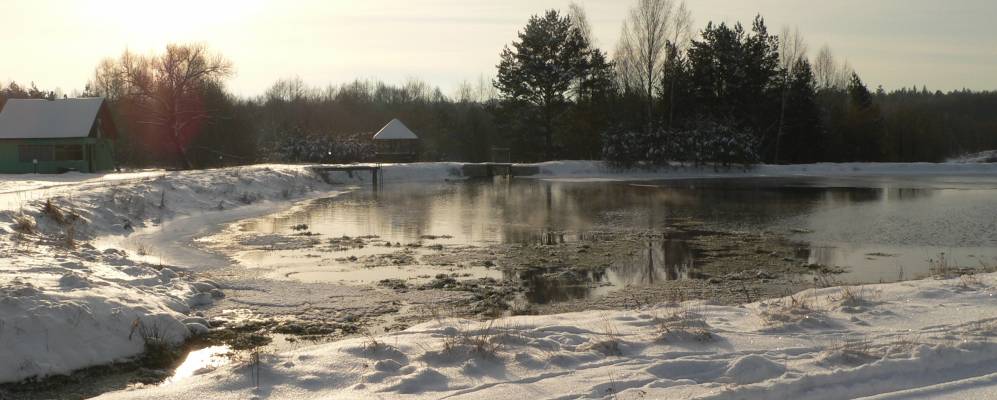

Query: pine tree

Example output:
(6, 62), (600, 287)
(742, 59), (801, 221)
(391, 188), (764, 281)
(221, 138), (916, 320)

(685, 16), (780, 152)
(566, 49), (615, 159)
(495, 10), (594, 160)
(844, 73), (887, 161)
(780, 58), (822, 163)
(658, 42), (691, 129)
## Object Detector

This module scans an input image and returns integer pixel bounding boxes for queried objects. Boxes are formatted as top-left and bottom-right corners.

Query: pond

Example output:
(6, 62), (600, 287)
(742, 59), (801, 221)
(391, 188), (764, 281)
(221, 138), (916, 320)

(234, 175), (997, 303)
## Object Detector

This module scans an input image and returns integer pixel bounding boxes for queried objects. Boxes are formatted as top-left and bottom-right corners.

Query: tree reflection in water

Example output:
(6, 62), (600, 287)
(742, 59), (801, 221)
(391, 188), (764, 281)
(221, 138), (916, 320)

(509, 237), (698, 304)
(238, 176), (997, 302)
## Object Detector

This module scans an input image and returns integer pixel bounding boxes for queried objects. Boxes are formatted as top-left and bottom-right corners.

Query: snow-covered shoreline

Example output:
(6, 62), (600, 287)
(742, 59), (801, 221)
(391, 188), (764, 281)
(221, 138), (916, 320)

(3, 160), (996, 207)
(532, 160), (997, 181)
(0, 165), (337, 384)
(95, 272), (997, 399)
(2, 161), (996, 395)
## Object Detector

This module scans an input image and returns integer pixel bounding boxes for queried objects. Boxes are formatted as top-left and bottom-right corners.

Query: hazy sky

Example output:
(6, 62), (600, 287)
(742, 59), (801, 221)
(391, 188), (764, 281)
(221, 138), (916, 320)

(4, 0), (996, 97)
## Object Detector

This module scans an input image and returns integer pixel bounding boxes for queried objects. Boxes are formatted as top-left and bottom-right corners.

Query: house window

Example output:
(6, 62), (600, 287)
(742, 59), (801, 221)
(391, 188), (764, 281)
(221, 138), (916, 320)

(54, 145), (84, 161)
(18, 145), (54, 162)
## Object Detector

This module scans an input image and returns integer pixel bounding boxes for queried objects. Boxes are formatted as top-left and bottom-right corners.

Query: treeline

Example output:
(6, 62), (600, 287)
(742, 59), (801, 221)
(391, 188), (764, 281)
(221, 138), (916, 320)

(77, 47), (503, 167)
(875, 88), (997, 161)
(3, 0), (996, 168)
(246, 77), (501, 164)
(0, 82), (60, 106)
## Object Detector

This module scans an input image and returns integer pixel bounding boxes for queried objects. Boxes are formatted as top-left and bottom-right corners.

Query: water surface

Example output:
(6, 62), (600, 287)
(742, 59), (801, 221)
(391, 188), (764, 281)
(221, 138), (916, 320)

(238, 176), (997, 302)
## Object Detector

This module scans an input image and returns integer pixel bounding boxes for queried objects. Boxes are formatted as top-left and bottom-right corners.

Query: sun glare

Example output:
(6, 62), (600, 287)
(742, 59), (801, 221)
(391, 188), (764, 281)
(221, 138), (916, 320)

(85, 0), (263, 48)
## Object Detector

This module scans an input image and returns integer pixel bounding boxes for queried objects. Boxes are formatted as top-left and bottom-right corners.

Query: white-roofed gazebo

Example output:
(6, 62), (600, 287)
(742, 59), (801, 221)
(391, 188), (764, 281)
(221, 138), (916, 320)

(373, 119), (420, 162)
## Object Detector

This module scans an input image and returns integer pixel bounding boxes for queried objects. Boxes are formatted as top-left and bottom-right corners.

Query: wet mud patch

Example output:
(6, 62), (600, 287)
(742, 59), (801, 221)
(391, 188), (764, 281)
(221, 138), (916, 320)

(380, 221), (825, 308)
(202, 210), (832, 334)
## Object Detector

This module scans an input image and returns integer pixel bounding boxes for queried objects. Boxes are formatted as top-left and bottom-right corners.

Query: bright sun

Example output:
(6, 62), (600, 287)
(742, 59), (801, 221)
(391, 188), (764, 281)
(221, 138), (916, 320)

(85, 0), (263, 48)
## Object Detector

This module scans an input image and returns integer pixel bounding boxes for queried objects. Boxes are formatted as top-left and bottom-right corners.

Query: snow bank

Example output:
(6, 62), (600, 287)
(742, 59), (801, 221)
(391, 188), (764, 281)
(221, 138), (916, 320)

(949, 150), (997, 164)
(534, 160), (997, 181)
(0, 244), (214, 383)
(275, 160), (997, 189)
(0, 165), (335, 383)
(318, 162), (466, 184)
(6, 161), (996, 212)
(1, 165), (331, 238)
(97, 272), (997, 399)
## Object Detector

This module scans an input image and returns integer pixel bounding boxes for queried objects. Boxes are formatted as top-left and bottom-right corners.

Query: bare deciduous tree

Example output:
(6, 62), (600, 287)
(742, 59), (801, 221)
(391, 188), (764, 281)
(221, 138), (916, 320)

(813, 45), (836, 91)
(615, 0), (691, 129)
(837, 61), (855, 91)
(568, 2), (594, 46)
(266, 76), (311, 103)
(455, 74), (498, 103)
(813, 44), (854, 92)
(665, 1), (692, 128)
(775, 27), (808, 163)
(779, 27), (808, 77)
(93, 43), (233, 169)
(668, 2), (693, 54)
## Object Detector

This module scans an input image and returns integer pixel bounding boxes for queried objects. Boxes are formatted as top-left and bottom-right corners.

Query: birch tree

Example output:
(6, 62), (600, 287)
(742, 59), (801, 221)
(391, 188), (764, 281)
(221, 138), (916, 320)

(614, 0), (691, 129)
(774, 27), (808, 162)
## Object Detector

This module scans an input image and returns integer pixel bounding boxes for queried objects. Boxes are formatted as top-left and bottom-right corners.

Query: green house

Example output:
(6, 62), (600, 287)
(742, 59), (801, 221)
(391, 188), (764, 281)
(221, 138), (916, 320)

(0, 97), (117, 174)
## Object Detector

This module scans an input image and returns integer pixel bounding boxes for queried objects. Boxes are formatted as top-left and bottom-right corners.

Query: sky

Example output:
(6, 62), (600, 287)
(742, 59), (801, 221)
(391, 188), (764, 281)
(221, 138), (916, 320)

(3, 0), (996, 97)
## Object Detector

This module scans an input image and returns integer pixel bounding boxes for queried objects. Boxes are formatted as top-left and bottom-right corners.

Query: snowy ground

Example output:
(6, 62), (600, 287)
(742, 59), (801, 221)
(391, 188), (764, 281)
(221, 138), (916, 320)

(95, 272), (997, 400)
(533, 160), (997, 181)
(0, 165), (334, 383)
(949, 150), (997, 164)
(0, 242), (210, 383)
(2, 160), (996, 397)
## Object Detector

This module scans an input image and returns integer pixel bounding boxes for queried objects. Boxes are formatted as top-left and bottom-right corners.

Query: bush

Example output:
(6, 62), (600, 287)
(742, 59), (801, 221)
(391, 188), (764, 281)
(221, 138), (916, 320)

(602, 119), (760, 169)
(260, 131), (375, 163)
(601, 126), (648, 168)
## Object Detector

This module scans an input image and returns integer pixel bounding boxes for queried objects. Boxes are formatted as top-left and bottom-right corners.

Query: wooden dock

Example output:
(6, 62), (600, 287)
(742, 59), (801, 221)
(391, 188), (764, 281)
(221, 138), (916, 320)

(311, 165), (382, 186)
(460, 163), (539, 178)
(310, 163), (541, 187)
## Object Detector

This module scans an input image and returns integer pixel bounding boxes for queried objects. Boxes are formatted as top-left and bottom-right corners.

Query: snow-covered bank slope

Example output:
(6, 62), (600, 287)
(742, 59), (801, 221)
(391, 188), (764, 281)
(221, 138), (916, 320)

(949, 150), (997, 164)
(99, 272), (997, 400)
(306, 160), (997, 184)
(0, 170), (166, 210)
(0, 165), (335, 383)
(6, 161), (993, 211)
(0, 244), (211, 383)
(533, 160), (997, 181)
(0, 164), (331, 219)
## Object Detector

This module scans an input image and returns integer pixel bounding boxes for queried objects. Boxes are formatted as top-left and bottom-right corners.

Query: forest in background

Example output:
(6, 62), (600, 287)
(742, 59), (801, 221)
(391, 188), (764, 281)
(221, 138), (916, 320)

(1, 0), (995, 168)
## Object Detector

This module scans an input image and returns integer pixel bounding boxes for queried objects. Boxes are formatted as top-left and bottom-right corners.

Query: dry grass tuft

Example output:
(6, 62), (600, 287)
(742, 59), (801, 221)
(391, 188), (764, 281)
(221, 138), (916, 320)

(462, 320), (503, 358)
(360, 328), (382, 353)
(653, 307), (713, 343)
(822, 336), (879, 365)
(424, 302), (503, 358)
(760, 294), (823, 325)
(887, 333), (922, 354)
(957, 274), (985, 290)
(583, 319), (623, 356)
(61, 225), (77, 248)
(40, 199), (67, 225)
(12, 214), (35, 234)
(823, 332), (926, 367)
(829, 286), (876, 308)
(437, 320), (502, 358)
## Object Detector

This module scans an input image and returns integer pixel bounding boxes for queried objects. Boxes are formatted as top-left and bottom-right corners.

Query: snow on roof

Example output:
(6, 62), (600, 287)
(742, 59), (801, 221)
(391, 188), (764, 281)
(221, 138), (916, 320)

(0, 98), (105, 139)
(372, 119), (419, 140)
